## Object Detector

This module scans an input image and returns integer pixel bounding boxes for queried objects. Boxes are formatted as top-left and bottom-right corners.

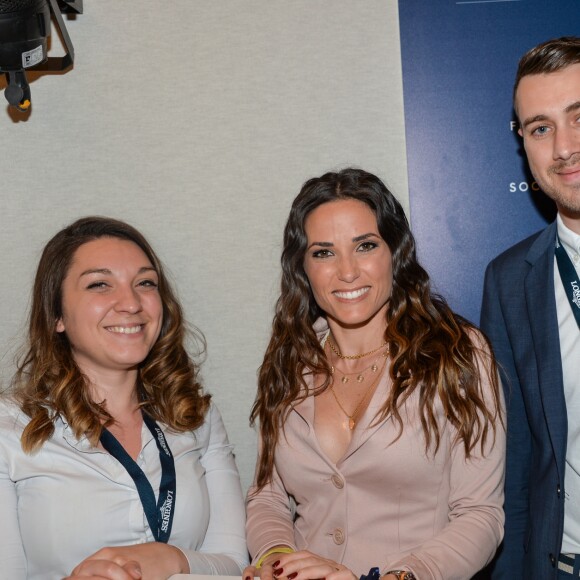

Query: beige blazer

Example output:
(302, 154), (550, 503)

(246, 332), (505, 580)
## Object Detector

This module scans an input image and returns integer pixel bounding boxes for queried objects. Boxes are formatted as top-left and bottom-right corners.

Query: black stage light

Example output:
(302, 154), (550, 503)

(0, 0), (83, 112)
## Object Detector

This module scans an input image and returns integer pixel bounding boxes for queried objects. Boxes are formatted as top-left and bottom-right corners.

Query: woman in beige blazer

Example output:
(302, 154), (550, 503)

(245, 168), (505, 580)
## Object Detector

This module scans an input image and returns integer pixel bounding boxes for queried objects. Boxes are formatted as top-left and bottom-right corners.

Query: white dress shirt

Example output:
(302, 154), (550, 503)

(0, 400), (248, 580)
(555, 215), (580, 554)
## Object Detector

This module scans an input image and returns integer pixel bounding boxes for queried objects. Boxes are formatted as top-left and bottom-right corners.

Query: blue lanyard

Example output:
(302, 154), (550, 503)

(555, 234), (580, 330)
(99, 412), (176, 543)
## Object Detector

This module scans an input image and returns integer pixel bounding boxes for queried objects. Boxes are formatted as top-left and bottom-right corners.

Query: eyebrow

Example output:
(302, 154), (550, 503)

(565, 100), (580, 114)
(353, 232), (380, 243)
(79, 266), (157, 277)
(306, 232), (380, 250)
(306, 241), (333, 250)
(521, 114), (549, 129)
(522, 101), (580, 129)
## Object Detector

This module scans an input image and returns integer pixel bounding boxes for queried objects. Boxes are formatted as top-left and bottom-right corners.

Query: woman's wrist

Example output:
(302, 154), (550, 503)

(360, 568), (415, 580)
(255, 546), (294, 569)
(381, 572), (415, 580)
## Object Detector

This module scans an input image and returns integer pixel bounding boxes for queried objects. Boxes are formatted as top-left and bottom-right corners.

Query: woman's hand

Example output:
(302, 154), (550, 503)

(247, 550), (357, 580)
(243, 548), (286, 580)
(65, 542), (189, 580)
(64, 559), (142, 580)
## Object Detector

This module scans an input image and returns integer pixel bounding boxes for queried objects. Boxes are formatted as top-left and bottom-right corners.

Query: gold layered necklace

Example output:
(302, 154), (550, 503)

(329, 355), (387, 430)
(326, 337), (389, 430)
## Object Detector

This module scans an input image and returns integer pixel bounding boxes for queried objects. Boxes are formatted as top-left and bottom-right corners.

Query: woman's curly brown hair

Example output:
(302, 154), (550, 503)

(12, 216), (210, 453)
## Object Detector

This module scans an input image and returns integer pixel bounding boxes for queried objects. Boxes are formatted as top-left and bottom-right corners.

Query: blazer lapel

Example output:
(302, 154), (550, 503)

(525, 222), (567, 469)
(291, 388), (316, 427)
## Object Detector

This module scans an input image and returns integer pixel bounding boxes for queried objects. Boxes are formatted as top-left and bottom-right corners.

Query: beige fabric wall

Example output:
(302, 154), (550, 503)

(0, 0), (408, 490)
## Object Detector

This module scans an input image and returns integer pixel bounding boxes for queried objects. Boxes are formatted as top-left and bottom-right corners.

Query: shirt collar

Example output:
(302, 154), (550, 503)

(557, 213), (580, 257)
(60, 414), (101, 453)
(60, 413), (155, 454)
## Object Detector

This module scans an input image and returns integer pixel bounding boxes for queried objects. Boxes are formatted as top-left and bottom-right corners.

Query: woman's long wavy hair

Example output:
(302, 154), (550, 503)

(250, 168), (503, 489)
(12, 216), (210, 453)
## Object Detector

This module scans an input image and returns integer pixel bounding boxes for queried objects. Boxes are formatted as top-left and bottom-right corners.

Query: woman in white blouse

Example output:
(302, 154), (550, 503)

(0, 217), (247, 580)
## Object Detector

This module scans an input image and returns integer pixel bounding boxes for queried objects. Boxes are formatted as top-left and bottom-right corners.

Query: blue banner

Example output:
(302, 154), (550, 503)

(399, 0), (580, 323)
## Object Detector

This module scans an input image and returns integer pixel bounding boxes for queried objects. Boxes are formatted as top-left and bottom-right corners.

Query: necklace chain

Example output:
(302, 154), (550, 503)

(327, 336), (388, 360)
(331, 350), (388, 384)
(329, 354), (388, 430)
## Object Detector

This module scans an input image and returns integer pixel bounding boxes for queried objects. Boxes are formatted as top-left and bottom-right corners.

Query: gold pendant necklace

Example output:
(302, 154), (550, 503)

(331, 350), (388, 384)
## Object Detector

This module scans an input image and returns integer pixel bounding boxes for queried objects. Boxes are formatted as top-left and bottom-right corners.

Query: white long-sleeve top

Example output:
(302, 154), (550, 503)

(0, 400), (248, 579)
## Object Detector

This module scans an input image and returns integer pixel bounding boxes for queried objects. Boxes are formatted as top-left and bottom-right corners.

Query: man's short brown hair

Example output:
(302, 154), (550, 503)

(514, 36), (580, 104)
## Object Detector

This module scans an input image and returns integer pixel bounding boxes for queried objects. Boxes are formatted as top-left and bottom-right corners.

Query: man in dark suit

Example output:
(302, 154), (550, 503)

(481, 37), (580, 579)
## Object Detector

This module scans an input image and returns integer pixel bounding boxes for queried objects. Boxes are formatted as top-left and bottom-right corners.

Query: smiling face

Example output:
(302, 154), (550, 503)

(56, 237), (163, 380)
(516, 63), (580, 229)
(303, 198), (393, 336)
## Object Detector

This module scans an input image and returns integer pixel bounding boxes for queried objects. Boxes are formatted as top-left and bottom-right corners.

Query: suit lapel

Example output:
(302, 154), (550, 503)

(525, 222), (567, 469)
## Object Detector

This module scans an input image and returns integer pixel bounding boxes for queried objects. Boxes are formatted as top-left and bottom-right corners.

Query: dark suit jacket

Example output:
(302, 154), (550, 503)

(481, 220), (566, 579)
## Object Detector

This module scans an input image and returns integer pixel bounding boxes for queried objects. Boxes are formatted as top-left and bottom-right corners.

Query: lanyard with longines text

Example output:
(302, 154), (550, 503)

(555, 234), (580, 330)
(99, 412), (176, 543)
